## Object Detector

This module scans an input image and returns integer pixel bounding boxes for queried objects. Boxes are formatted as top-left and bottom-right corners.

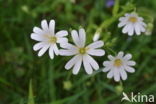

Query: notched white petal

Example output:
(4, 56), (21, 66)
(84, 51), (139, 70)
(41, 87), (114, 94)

(87, 41), (104, 49)
(108, 55), (114, 60)
(87, 49), (105, 56)
(57, 37), (68, 44)
(49, 20), (55, 34)
(59, 49), (77, 56)
(71, 30), (81, 47)
(83, 56), (93, 74)
(65, 55), (80, 70)
(31, 33), (43, 41)
(127, 61), (136, 66)
(49, 45), (54, 59)
(107, 70), (113, 79)
(38, 45), (50, 57)
(125, 66), (135, 73)
(72, 57), (82, 75)
(86, 55), (99, 70)
(102, 67), (111, 72)
(119, 67), (127, 80)
(123, 53), (132, 60)
(41, 19), (49, 31)
(53, 44), (59, 55)
(33, 42), (46, 51)
(56, 30), (68, 37)
(79, 28), (86, 47)
(114, 69), (120, 82)
(60, 43), (77, 50)
(33, 27), (43, 34)
(103, 61), (111, 66)
(117, 51), (124, 58)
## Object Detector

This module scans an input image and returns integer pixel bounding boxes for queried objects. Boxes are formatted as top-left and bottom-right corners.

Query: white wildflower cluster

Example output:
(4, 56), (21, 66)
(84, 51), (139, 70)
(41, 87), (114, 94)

(30, 12), (146, 82)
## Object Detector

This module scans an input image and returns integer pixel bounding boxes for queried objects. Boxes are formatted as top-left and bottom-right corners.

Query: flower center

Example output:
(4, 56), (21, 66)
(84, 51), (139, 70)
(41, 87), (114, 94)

(114, 59), (122, 67)
(79, 48), (87, 54)
(128, 17), (137, 23)
(49, 36), (57, 43)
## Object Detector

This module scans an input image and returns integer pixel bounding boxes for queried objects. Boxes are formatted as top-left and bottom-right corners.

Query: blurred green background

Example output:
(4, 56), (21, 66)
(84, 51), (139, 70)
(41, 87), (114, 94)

(0, 0), (156, 104)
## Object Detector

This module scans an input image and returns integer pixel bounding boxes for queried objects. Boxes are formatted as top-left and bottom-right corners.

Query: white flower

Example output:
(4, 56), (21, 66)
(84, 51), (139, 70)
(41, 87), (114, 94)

(103, 52), (136, 82)
(60, 28), (105, 75)
(118, 12), (146, 36)
(31, 19), (68, 59)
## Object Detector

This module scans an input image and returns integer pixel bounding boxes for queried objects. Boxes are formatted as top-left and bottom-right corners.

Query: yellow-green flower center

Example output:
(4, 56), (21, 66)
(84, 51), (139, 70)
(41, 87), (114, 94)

(128, 17), (137, 23)
(49, 36), (57, 43)
(114, 59), (122, 67)
(79, 48), (87, 54)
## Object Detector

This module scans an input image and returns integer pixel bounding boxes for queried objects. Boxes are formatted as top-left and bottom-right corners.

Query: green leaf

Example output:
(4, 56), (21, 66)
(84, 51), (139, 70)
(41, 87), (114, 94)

(27, 79), (35, 104)
(113, 0), (120, 16)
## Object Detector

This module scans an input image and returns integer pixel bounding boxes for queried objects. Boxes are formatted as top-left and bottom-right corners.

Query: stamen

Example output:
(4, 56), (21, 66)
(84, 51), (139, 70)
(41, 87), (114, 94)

(114, 59), (122, 67)
(79, 48), (87, 54)
(128, 17), (137, 23)
(49, 36), (57, 43)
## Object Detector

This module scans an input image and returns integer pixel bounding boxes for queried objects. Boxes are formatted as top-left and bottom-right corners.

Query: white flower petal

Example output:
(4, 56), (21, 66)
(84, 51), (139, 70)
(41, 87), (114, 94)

(126, 61), (136, 66)
(108, 55), (114, 60)
(119, 17), (126, 21)
(71, 30), (81, 47)
(107, 70), (114, 79)
(33, 27), (43, 35)
(134, 23), (141, 35)
(87, 41), (104, 49)
(117, 51), (124, 58)
(125, 66), (135, 73)
(123, 53), (132, 60)
(83, 55), (93, 74)
(85, 55), (99, 70)
(79, 28), (86, 47)
(122, 24), (131, 34)
(56, 30), (68, 37)
(125, 13), (130, 16)
(49, 45), (54, 59)
(87, 49), (105, 56)
(59, 49), (77, 56)
(65, 55), (80, 70)
(41, 20), (49, 32)
(31, 33), (44, 41)
(140, 25), (146, 32)
(72, 57), (82, 75)
(49, 20), (55, 35)
(38, 45), (50, 57)
(118, 22), (127, 28)
(57, 37), (68, 44)
(119, 67), (127, 80)
(103, 61), (111, 66)
(138, 17), (143, 21)
(128, 25), (134, 36)
(102, 66), (111, 72)
(33, 42), (47, 51)
(53, 44), (59, 55)
(60, 43), (77, 50)
(113, 68), (120, 82)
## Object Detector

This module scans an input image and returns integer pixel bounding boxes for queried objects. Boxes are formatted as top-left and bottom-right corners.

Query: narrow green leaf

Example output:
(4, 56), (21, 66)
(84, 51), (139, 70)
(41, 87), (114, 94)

(28, 79), (35, 104)
(113, 0), (120, 16)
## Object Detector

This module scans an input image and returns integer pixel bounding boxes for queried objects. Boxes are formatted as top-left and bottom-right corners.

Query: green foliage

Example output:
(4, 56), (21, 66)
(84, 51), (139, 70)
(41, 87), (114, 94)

(28, 80), (35, 104)
(0, 0), (156, 104)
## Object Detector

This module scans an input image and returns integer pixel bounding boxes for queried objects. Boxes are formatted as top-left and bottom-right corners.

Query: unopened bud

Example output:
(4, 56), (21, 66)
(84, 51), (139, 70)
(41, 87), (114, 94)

(145, 23), (153, 36)
(63, 81), (72, 91)
(93, 33), (100, 41)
